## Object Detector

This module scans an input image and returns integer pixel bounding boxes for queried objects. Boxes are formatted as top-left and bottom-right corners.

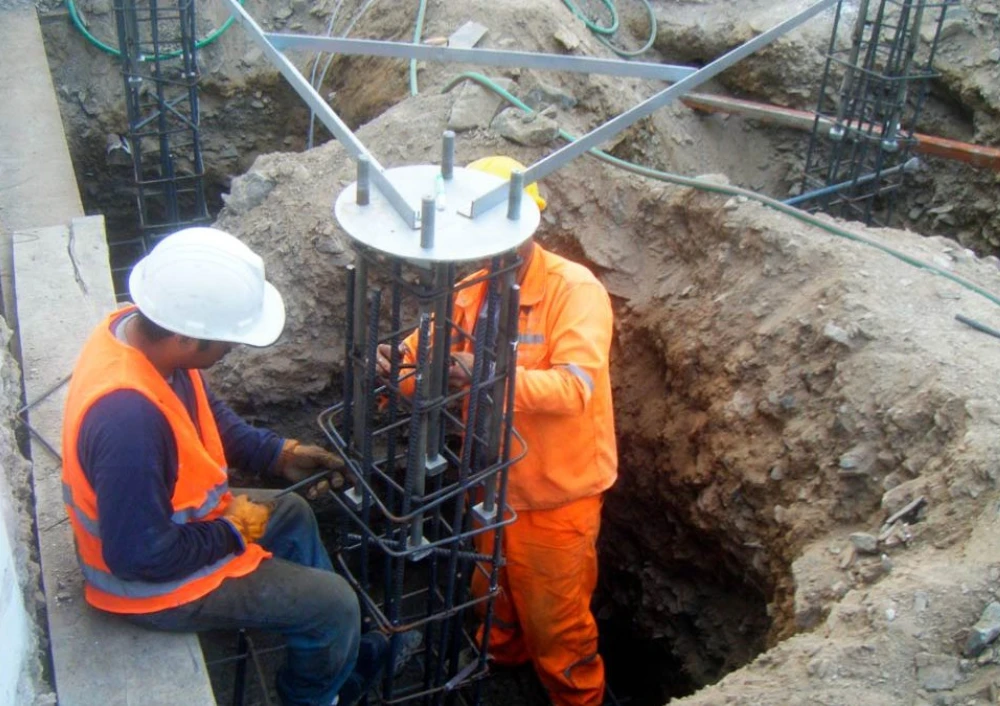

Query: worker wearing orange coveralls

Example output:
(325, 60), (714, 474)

(376, 156), (618, 706)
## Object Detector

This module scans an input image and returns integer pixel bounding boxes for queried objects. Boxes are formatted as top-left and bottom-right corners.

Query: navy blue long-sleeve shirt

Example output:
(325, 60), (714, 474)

(77, 371), (284, 583)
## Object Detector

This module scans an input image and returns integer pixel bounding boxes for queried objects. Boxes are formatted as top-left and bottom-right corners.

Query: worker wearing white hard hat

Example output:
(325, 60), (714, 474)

(61, 227), (397, 706)
(128, 226), (286, 347)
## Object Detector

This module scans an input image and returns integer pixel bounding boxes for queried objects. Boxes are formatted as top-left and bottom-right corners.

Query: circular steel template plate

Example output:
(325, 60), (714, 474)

(334, 164), (540, 263)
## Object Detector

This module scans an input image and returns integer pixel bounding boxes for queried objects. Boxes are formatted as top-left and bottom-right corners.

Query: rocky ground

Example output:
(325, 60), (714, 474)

(37, 0), (1000, 254)
(210, 85), (1000, 705)
(28, 0), (1000, 704)
(0, 319), (49, 705)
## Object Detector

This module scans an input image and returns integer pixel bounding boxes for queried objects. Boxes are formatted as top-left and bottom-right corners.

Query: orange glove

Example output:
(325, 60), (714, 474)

(275, 440), (347, 497)
(223, 494), (273, 545)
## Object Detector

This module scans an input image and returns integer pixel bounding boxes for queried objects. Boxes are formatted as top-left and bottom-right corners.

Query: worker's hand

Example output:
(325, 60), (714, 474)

(223, 494), (273, 545)
(276, 440), (347, 499)
(376, 343), (394, 378)
(448, 352), (474, 390)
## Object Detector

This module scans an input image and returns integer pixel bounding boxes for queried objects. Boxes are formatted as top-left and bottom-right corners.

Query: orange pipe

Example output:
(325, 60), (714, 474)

(681, 93), (1000, 171)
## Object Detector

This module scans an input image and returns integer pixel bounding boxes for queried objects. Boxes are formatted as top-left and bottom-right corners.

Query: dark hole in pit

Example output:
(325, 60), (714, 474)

(599, 613), (694, 706)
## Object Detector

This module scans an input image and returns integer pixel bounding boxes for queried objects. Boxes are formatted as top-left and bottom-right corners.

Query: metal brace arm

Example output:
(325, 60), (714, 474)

(464, 0), (841, 218)
(220, 0), (421, 229)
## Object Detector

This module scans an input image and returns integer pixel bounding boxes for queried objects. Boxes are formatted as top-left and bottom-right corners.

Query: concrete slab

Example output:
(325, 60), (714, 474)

(0, 6), (86, 358)
(0, 8), (84, 230)
(15, 217), (215, 706)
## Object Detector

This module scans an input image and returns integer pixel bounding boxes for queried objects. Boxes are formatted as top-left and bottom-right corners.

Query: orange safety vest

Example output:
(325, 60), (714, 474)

(61, 307), (270, 614)
(403, 244), (618, 510)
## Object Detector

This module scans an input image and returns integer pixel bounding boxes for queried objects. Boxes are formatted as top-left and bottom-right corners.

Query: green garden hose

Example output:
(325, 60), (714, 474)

(562, 0), (619, 35)
(594, 0), (657, 58)
(410, 0), (428, 96)
(442, 71), (1000, 310)
(563, 0), (657, 59)
(66, 0), (241, 61)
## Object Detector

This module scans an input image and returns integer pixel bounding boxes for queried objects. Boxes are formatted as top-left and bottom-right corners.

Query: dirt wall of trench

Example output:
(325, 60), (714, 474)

(207, 86), (1000, 702)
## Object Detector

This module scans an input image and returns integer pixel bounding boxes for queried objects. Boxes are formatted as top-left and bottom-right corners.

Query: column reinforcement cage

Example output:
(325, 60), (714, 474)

(319, 244), (527, 706)
(112, 0), (210, 297)
(799, 0), (958, 226)
(310, 113), (544, 703)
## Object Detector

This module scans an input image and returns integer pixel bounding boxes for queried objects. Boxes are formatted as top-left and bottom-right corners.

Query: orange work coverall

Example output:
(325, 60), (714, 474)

(401, 243), (618, 706)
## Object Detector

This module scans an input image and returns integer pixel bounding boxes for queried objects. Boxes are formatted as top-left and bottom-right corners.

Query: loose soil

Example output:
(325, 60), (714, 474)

(30, 0), (1000, 704)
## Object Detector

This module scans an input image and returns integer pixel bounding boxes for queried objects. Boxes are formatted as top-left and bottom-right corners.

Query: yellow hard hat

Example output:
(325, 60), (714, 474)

(466, 156), (547, 211)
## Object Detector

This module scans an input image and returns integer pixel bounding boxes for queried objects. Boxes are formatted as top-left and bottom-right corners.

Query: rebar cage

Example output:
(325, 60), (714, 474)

(112, 0), (210, 297)
(319, 153), (538, 705)
(800, 0), (959, 225)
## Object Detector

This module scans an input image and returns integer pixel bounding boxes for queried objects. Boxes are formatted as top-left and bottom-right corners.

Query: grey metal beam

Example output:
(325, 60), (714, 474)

(265, 34), (697, 82)
(220, 0), (420, 229)
(464, 0), (841, 218)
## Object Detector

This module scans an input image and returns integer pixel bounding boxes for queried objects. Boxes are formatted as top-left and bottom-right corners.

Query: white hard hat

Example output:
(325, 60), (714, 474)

(128, 227), (286, 347)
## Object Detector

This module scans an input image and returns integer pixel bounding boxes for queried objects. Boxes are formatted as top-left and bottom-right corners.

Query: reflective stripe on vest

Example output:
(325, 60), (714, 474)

(171, 477), (229, 523)
(560, 363), (594, 392)
(518, 333), (545, 344)
(64, 479), (230, 537)
(64, 478), (242, 599)
(62, 482), (101, 537)
(79, 551), (245, 599)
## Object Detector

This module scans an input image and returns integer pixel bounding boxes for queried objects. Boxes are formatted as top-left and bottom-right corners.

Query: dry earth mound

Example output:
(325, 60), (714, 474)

(212, 87), (1000, 705)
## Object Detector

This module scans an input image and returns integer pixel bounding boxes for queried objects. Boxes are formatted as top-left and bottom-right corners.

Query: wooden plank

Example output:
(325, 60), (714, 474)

(15, 217), (216, 706)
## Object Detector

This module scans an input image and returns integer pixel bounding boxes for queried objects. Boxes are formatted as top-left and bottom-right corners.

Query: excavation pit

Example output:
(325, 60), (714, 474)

(204, 84), (1000, 703)
(22, 0), (1000, 703)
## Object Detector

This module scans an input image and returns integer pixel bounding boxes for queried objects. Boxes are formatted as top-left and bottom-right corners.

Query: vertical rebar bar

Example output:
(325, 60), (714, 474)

(506, 171), (524, 221)
(403, 313), (432, 550)
(476, 282), (521, 672)
(342, 264), (357, 448)
(421, 197), (436, 250)
(442, 131), (455, 180)
(357, 156), (371, 206)
(359, 288), (383, 590)
(232, 630), (248, 706)
(351, 257), (369, 453)
(382, 259), (404, 641)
